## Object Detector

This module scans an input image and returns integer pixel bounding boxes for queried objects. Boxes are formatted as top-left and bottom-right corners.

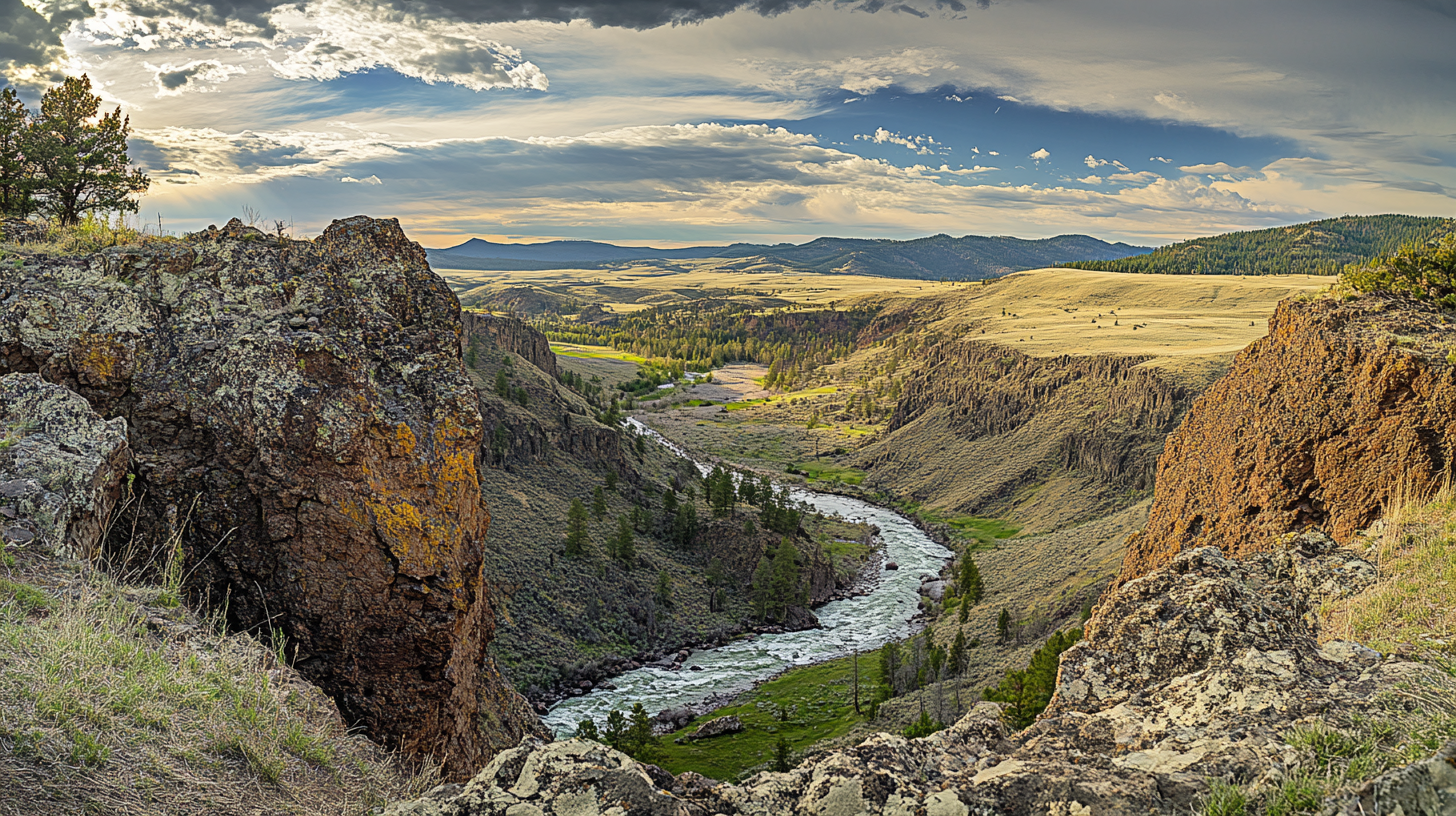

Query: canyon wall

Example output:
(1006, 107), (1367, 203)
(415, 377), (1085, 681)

(1120, 293), (1456, 583)
(0, 216), (543, 777)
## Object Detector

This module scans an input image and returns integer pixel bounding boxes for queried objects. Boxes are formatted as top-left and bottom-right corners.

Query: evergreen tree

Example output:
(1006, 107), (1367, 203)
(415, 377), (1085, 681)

(592, 485), (607, 519)
(0, 88), (34, 216)
(495, 368), (509, 397)
(28, 75), (149, 226)
(743, 516), (756, 535)
(603, 709), (627, 751)
(749, 555), (773, 620)
(575, 719), (600, 742)
(773, 735), (791, 772)
(627, 702), (657, 759)
(615, 515), (635, 567)
(768, 540), (802, 621)
(958, 596), (970, 623)
(654, 569), (673, 607)
(950, 629), (969, 677)
(565, 499), (589, 557)
(983, 628), (1083, 729)
(671, 502), (698, 549)
(959, 555), (983, 604)
(605, 470), (618, 491)
(663, 489), (679, 520)
(997, 608), (1011, 644)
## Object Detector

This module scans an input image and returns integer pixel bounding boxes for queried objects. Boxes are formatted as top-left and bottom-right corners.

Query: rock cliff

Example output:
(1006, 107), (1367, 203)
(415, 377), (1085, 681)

(856, 340), (1190, 531)
(1120, 293), (1456, 584)
(385, 530), (1449, 815)
(462, 312), (559, 379)
(0, 216), (542, 777)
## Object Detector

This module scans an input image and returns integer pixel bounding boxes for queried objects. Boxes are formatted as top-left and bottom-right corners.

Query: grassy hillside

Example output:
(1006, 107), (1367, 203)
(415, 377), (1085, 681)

(1060, 215), (1453, 276)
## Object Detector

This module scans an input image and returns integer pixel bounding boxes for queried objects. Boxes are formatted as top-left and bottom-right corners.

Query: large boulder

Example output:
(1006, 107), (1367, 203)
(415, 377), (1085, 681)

(0, 373), (129, 558)
(1121, 293), (1456, 584)
(0, 216), (544, 777)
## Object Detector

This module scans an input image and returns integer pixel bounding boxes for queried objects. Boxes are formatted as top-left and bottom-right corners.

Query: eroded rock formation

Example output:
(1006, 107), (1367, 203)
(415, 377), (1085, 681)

(0, 216), (544, 777)
(0, 373), (129, 559)
(1121, 293), (1456, 584)
(463, 312), (559, 379)
(385, 531), (1445, 815)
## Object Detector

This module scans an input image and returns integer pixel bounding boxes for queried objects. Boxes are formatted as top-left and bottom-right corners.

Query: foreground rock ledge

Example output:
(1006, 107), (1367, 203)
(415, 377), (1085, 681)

(0, 216), (544, 777)
(384, 532), (1446, 815)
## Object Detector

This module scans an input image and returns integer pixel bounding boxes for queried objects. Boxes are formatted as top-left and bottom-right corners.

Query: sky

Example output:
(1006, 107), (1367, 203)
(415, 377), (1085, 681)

(2, 0), (1453, 248)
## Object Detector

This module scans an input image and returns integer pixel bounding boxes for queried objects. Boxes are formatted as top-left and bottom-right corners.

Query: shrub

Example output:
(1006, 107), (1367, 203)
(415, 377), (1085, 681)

(1341, 233), (1456, 306)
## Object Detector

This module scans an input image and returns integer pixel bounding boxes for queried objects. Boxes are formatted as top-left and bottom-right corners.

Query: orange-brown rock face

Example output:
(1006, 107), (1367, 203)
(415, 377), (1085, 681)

(1120, 293), (1456, 584)
(0, 216), (543, 777)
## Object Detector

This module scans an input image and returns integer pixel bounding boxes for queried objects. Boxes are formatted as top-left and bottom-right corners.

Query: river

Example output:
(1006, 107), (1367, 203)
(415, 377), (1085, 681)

(541, 418), (953, 736)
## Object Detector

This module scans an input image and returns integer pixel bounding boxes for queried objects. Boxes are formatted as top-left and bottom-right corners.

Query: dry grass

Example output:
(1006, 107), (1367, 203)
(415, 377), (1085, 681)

(1323, 487), (1456, 653)
(0, 548), (436, 816)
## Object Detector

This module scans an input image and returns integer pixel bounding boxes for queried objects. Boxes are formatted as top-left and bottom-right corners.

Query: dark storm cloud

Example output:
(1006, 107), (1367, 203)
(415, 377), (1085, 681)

(0, 0), (90, 86)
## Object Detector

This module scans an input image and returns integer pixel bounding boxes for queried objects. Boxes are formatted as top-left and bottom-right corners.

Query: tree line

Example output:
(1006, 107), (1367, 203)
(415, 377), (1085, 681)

(537, 301), (879, 391)
(1, 76), (149, 226)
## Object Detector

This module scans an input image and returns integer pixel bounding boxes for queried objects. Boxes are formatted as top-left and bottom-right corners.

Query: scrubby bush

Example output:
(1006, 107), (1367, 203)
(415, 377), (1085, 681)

(1341, 233), (1456, 306)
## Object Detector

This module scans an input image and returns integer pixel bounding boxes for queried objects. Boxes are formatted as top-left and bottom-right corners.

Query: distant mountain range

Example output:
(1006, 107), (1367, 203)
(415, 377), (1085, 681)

(427, 233), (1150, 281)
(1059, 215), (1455, 276)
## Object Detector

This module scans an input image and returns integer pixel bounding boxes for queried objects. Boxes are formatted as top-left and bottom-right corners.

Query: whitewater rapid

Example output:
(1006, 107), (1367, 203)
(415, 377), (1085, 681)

(541, 418), (952, 736)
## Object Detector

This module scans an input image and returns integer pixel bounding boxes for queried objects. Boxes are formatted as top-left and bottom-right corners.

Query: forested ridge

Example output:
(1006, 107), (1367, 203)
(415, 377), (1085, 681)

(537, 301), (880, 390)
(1060, 215), (1453, 276)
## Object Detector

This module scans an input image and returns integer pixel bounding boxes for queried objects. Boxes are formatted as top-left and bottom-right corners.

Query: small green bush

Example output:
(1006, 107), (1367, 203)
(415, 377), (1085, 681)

(1199, 778), (1249, 816)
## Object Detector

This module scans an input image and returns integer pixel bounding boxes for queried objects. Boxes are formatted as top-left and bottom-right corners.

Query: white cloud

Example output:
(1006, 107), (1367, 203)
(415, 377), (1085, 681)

(745, 48), (959, 96)
(998, 94), (1022, 103)
(988, 151), (1000, 156)
(145, 59), (245, 97)
(1078, 175), (1103, 185)
(1150, 156), (1172, 163)
(1084, 155), (1108, 169)
(1029, 147), (1050, 161)
(1180, 162), (1253, 177)
(855, 127), (939, 155)
(341, 174), (383, 184)
(945, 94), (969, 102)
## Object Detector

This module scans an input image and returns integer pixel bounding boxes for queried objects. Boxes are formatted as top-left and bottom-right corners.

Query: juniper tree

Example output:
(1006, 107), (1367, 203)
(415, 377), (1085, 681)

(593, 486), (607, 520)
(0, 88), (33, 216)
(959, 554), (983, 604)
(654, 569), (672, 607)
(495, 368), (509, 397)
(997, 608), (1011, 644)
(615, 515), (635, 567)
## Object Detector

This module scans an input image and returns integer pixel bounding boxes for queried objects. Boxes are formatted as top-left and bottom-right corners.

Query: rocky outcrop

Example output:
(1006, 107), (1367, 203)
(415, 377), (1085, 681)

(1121, 293), (1456, 584)
(698, 520), (839, 607)
(0, 216), (544, 777)
(856, 340), (1190, 529)
(387, 531), (1440, 815)
(0, 373), (129, 559)
(688, 715), (743, 740)
(463, 312), (559, 379)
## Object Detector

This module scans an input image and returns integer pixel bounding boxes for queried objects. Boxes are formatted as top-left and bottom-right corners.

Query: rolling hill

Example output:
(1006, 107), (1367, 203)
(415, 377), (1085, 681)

(1059, 214), (1453, 276)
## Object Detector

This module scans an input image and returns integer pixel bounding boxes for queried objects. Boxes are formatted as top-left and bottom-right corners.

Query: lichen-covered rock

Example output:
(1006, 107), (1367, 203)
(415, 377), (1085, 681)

(1121, 293), (1456, 584)
(0, 216), (545, 777)
(386, 531), (1436, 815)
(1328, 740), (1456, 816)
(0, 373), (129, 558)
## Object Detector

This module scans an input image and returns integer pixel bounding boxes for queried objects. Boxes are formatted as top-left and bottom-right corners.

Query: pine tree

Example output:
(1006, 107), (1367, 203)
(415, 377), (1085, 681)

(997, 608), (1011, 644)
(603, 709), (627, 751)
(605, 470), (618, 491)
(773, 735), (791, 772)
(27, 75), (149, 225)
(593, 486), (607, 520)
(495, 368), (510, 397)
(672, 502), (698, 549)
(615, 515), (635, 567)
(768, 540), (801, 622)
(949, 629), (968, 677)
(626, 702), (658, 760)
(959, 555), (983, 604)
(0, 88), (34, 216)
(750, 555), (773, 620)
(575, 719), (600, 741)
(654, 569), (673, 607)
(565, 499), (589, 557)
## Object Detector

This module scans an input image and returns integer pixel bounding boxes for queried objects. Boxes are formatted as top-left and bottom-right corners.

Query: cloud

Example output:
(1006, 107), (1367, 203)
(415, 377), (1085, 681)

(266, 1), (549, 91)
(1029, 147), (1049, 161)
(146, 59), (246, 96)
(1180, 162), (1252, 176)
(1150, 156), (1172, 164)
(1084, 155), (1107, 169)
(997, 94), (1021, 103)
(747, 47), (959, 96)
(0, 0), (78, 86)
(341, 174), (383, 184)
(855, 127), (938, 154)
(1078, 174), (1103, 184)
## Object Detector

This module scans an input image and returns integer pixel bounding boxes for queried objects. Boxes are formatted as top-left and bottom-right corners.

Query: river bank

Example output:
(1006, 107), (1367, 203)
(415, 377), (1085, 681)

(541, 418), (953, 737)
